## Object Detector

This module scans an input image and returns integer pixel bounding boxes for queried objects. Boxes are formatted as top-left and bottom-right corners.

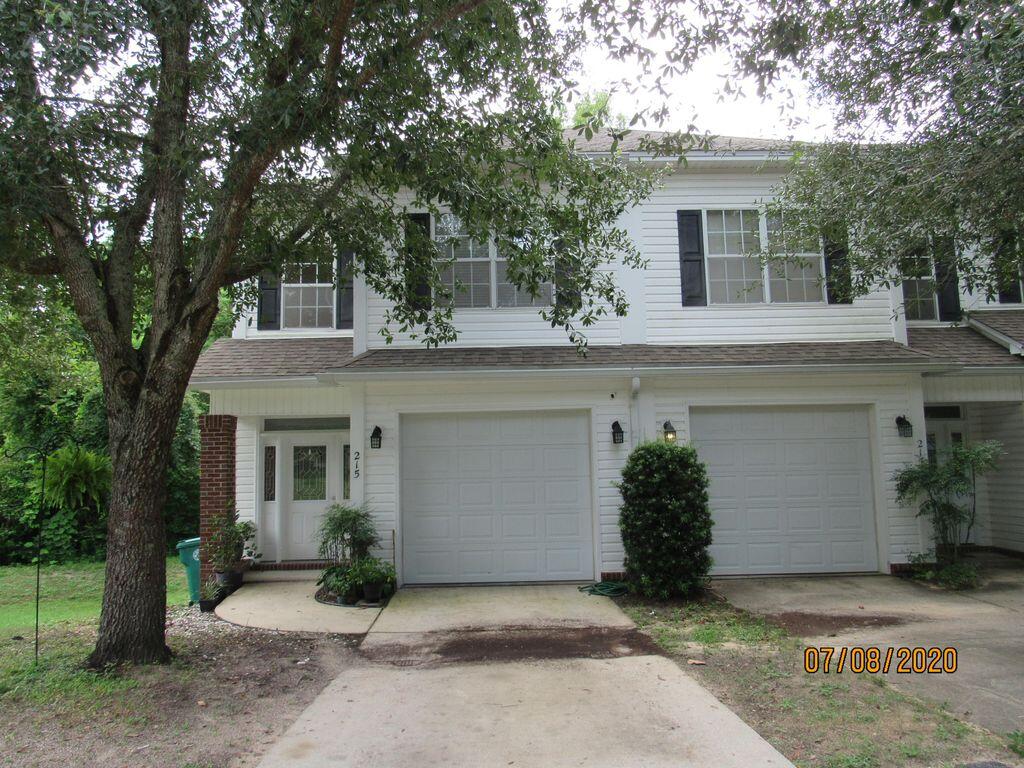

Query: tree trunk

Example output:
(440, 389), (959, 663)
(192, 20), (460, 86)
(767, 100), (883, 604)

(87, 388), (185, 667)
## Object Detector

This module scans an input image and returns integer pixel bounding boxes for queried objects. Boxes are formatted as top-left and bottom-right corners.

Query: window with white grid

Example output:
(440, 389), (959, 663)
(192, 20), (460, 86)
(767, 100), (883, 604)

(434, 214), (491, 308)
(766, 214), (825, 303)
(706, 209), (764, 304)
(496, 245), (553, 308)
(902, 256), (938, 321)
(282, 261), (334, 328)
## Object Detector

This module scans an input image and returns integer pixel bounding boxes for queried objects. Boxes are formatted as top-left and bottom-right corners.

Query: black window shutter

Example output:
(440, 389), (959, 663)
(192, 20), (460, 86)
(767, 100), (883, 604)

(999, 278), (1023, 304)
(676, 210), (706, 306)
(996, 232), (1022, 303)
(823, 235), (853, 304)
(933, 238), (962, 321)
(336, 251), (354, 329)
(256, 272), (281, 330)
(405, 213), (432, 312)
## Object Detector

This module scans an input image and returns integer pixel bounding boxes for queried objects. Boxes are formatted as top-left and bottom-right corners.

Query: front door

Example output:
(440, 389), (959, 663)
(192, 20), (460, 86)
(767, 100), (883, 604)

(280, 434), (348, 560)
(926, 414), (966, 464)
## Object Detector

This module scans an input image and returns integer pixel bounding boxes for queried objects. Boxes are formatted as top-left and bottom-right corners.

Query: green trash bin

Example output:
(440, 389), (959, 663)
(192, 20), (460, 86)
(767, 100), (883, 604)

(176, 537), (202, 605)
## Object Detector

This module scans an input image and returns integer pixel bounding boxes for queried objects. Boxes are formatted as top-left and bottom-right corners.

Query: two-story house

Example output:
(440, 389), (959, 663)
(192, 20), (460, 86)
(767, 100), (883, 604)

(190, 131), (1024, 585)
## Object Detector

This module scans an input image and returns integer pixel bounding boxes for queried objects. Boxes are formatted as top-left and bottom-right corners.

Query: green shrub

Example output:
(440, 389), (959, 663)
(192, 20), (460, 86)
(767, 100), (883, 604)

(894, 440), (1001, 565)
(617, 441), (713, 599)
(316, 503), (377, 563)
(206, 509), (258, 572)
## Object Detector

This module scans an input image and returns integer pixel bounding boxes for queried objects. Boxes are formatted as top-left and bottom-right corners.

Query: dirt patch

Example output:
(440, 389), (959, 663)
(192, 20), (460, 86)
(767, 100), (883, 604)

(0, 607), (360, 768)
(765, 611), (906, 637)
(361, 626), (661, 666)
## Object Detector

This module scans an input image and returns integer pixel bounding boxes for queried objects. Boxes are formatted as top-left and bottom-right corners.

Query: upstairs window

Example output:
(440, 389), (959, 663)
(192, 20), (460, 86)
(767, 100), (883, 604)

(703, 209), (825, 305)
(902, 257), (938, 321)
(766, 215), (826, 303)
(434, 214), (491, 308)
(282, 261), (335, 329)
(706, 209), (764, 304)
(432, 214), (554, 309)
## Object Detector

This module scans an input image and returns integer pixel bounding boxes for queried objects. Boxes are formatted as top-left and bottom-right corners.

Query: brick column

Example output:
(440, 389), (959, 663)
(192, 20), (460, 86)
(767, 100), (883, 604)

(199, 414), (237, 582)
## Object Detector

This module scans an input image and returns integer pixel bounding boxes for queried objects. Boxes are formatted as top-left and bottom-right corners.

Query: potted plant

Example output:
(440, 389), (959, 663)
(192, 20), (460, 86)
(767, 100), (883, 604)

(198, 577), (222, 612)
(316, 563), (360, 605)
(208, 508), (258, 592)
(347, 557), (396, 603)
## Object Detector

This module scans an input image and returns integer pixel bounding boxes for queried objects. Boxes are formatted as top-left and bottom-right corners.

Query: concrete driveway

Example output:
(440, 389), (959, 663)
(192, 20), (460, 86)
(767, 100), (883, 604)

(715, 555), (1024, 735)
(257, 585), (793, 768)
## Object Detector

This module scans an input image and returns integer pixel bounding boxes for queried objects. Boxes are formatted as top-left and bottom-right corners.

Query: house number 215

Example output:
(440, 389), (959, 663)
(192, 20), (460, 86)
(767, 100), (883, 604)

(352, 450), (360, 479)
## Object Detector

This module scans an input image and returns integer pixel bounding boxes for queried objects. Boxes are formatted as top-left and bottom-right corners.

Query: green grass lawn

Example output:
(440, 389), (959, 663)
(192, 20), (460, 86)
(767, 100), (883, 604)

(0, 556), (190, 635)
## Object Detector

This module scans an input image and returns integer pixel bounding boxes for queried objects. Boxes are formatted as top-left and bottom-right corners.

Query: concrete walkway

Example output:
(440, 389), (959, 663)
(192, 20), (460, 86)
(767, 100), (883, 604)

(255, 584), (794, 768)
(715, 557), (1024, 735)
(215, 581), (381, 634)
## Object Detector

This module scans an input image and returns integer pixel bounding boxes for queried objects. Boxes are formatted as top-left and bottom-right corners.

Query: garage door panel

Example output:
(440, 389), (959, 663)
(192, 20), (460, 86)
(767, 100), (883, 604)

(741, 442), (780, 468)
(402, 411), (593, 584)
(692, 406), (878, 575)
(500, 481), (538, 506)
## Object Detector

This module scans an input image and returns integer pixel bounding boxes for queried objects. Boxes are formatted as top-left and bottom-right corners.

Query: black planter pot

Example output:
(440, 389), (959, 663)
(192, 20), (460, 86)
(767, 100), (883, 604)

(198, 598), (218, 613)
(362, 581), (384, 603)
(215, 570), (243, 592)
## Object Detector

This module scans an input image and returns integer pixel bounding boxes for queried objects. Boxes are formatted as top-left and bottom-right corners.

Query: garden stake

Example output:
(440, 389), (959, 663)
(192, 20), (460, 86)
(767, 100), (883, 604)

(2, 441), (58, 665)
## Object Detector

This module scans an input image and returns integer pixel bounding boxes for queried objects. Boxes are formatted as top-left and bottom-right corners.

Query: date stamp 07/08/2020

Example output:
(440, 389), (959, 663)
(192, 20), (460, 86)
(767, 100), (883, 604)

(803, 646), (958, 674)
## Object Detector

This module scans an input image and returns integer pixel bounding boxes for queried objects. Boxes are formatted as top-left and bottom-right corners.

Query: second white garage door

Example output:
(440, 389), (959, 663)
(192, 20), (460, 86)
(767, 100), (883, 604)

(400, 411), (594, 584)
(691, 406), (878, 575)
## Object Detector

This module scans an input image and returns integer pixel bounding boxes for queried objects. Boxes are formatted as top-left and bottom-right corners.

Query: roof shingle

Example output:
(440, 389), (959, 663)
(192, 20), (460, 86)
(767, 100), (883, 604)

(968, 309), (1024, 346)
(906, 327), (1024, 367)
(339, 340), (934, 373)
(193, 337), (354, 379)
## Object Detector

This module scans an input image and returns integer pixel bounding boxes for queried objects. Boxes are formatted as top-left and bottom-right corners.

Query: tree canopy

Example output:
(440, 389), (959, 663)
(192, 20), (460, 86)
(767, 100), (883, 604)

(740, 0), (1024, 299)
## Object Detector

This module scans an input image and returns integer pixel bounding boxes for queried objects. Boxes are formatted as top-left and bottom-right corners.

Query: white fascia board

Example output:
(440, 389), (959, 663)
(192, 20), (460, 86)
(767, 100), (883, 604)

(922, 366), (1024, 377)
(188, 375), (321, 391)
(965, 316), (1024, 356)
(319, 360), (958, 383)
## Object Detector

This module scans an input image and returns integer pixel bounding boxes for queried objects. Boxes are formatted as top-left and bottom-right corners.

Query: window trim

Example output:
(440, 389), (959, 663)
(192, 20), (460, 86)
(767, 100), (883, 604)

(902, 263), (940, 323)
(701, 208), (827, 306)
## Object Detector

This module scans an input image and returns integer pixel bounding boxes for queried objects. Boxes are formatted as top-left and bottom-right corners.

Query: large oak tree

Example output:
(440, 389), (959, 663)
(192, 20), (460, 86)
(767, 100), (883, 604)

(0, 0), (748, 665)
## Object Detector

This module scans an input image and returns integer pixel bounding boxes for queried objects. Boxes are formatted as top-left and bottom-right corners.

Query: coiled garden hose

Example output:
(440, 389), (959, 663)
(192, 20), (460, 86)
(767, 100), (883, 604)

(578, 581), (629, 597)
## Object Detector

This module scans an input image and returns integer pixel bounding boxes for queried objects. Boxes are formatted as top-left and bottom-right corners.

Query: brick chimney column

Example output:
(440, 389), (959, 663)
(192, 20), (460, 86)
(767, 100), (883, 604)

(199, 414), (237, 582)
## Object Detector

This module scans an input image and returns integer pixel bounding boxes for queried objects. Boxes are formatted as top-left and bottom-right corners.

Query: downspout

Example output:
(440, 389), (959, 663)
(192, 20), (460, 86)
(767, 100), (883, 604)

(629, 376), (641, 448)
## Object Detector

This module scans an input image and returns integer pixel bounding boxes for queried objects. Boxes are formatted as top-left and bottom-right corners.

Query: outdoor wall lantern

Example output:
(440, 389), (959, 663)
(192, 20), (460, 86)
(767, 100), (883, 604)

(611, 421), (625, 444)
(895, 415), (913, 438)
(662, 420), (677, 443)
(370, 425), (383, 449)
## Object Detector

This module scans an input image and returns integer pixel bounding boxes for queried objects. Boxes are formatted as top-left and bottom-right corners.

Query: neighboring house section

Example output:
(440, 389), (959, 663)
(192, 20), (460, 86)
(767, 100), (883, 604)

(191, 133), (1024, 584)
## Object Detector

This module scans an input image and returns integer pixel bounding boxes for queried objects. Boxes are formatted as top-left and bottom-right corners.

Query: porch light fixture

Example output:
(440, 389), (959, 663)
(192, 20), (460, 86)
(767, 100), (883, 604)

(370, 425), (383, 449)
(611, 421), (625, 444)
(662, 420), (677, 443)
(895, 415), (913, 438)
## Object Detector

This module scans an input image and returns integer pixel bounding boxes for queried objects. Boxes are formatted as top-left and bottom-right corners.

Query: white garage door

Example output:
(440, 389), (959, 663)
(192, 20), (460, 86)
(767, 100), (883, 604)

(691, 406), (878, 575)
(400, 411), (594, 584)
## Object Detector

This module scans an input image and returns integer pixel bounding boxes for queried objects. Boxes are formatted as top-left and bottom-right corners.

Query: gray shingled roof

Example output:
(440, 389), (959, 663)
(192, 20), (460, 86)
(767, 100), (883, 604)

(193, 337), (354, 379)
(563, 129), (797, 154)
(969, 309), (1024, 346)
(906, 327), (1024, 367)
(191, 338), (939, 382)
(337, 340), (934, 373)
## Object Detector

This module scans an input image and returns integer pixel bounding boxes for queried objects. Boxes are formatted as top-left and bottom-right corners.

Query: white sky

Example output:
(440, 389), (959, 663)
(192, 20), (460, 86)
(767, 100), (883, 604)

(574, 47), (839, 142)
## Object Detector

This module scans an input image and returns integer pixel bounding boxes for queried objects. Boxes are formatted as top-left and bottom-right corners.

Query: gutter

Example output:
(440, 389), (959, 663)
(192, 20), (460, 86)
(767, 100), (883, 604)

(318, 360), (958, 383)
(965, 316), (1024, 356)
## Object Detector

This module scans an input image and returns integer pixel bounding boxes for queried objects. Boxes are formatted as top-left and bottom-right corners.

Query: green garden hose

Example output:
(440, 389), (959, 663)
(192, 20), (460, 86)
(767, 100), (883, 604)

(578, 581), (629, 597)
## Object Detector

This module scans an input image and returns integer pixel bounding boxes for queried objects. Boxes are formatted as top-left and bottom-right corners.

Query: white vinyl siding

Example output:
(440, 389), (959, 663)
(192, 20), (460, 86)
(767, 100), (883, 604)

(966, 402), (1024, 552)
(641, 170), (895, 343)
